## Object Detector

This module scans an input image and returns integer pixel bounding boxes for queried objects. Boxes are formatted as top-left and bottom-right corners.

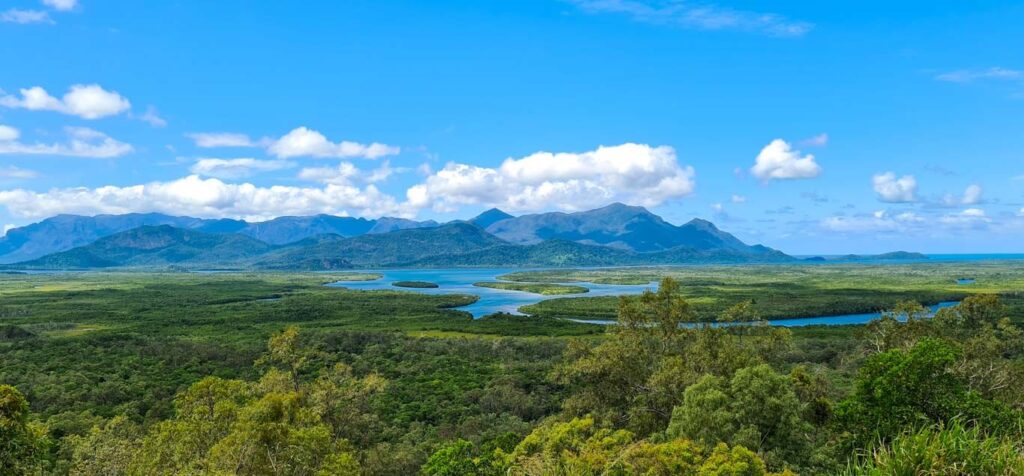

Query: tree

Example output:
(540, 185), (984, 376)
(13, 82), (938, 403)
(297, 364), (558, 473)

(128, 328), (373, 475)
(499, 416), (787, 475)
(836, 337), (1019, 445)
(667, 365), (811, 469)
(67, 415), (141, 476)
(556, 279), (793, 436)
(0, 385), (49, 476)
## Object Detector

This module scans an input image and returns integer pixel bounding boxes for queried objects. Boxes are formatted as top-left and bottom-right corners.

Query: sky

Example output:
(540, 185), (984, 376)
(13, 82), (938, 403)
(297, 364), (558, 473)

(1, 0), (1022, 254)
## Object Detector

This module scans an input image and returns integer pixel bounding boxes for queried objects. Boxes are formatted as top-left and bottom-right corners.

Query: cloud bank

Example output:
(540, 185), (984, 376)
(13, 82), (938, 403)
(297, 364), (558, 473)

(406, 143), (695, 212)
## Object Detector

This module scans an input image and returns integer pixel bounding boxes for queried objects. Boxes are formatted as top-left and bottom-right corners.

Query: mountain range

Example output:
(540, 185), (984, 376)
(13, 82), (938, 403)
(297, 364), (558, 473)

(1, 203), (796, 270)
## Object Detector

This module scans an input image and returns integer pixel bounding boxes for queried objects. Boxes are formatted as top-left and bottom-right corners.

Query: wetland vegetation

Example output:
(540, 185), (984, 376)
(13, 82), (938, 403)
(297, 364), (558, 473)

(472, 281), (589, 295)
(2, 261), (1023, 474)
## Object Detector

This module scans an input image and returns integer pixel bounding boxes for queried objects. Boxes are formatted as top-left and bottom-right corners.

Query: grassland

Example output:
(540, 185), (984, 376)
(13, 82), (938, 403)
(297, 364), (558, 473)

(473, 281), (590, 295)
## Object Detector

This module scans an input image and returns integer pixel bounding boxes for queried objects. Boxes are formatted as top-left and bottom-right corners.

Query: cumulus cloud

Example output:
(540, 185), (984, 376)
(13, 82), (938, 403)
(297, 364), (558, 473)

(190, 158), (294, 180)
(731, 194), (747, 204)
(43, 0), (78, 11)
(0, 126), (132, 158)
(1, 9), (52, 24)
(567, 0), (812, 37)
(750, 139), (822, 181)
(406, 143), (695, 213)
(268, 127), (399, 160)
(187, 132), (259, 148)
(936, 67), (1022, 83)
(872, 172), (917, 203)
(0, 84), (131, 119)
(0, 175), (409, 221)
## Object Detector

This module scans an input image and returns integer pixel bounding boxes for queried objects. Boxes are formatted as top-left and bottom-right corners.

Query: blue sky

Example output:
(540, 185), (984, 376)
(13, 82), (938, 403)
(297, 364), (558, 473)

(1, 0), (1022, 254)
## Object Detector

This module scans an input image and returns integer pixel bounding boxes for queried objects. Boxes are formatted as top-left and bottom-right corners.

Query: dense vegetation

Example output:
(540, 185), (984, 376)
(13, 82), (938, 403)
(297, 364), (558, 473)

(2, 263), (1023, 474)
(473, 281), (589, 295)
(512, 262), (1024, 321)
(392, 281), (440, 289)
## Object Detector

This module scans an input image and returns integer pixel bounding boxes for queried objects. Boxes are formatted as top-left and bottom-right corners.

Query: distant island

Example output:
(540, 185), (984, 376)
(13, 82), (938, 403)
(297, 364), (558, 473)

(802, 251), (928, 262)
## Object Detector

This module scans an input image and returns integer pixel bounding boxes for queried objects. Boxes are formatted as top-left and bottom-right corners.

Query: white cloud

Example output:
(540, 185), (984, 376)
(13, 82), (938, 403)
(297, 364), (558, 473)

(2, 224), (18, 237)
(0, 175), (409, 222)
(936, 67), (1022, 83)
(751, 139), (822, 181)
(801, 133), (828, 147)
(268, 127), (399, 159)
(938, 208), (990, 228)
(0, 126), (133, 158)
(1019, 208), (1024, 217)
(1, 9), (52, 24)
(821, 210), (923, 233)
(0, 84), (131, 119)
(190, 158), (294, 180)
(0, 125), (19, 142)
(138, 106), (167, 127)
(187, 132), (258, 148)
(299, 161), (405, 186)
(42, 0), (78, 11)
(0, 166), (38, 179)
(298, 162), (359, 185)
(872, 172), (917, 203)
(962, 184), (983, 205)
(567, 0), (812, 37)
(710, 203), (724, 214)
(730, 194), (747, 204)
(406, 143), (695, 213)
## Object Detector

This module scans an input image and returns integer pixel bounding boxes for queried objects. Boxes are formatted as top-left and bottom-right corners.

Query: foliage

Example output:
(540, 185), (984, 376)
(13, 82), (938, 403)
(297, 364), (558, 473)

(555, 279), (794, 435)
(1, 266), (1023, 474)
(843, 421), (1024, 475)
(474, 281), (589, 295)
(497, 416), (790, 475)
(666, 365), (812, 468)
(65, 328), (374, 475)
(0, 384), (49, 475)
(836, 337), (1021, 445)
(393, 281), (440, 288)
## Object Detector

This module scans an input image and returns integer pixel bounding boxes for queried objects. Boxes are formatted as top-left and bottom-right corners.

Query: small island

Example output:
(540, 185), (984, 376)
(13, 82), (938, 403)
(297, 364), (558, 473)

(474, 281), (589, 295)
(393, 280), (440, 288)
(325, 273), (383, 282)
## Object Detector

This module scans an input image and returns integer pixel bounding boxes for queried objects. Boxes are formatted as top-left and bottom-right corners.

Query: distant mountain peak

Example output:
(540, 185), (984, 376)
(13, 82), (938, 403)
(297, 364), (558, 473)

(470, 208), (515, 228)
(684, 218), (718, 230)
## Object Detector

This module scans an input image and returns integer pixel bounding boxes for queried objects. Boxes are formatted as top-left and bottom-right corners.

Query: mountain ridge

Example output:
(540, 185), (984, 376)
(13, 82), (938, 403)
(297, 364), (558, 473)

(1, 203), (795, 269)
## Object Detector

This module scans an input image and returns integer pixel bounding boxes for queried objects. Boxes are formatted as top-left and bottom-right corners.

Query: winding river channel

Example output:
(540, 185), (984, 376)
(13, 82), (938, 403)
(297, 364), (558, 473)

(326, 268), (959, 327)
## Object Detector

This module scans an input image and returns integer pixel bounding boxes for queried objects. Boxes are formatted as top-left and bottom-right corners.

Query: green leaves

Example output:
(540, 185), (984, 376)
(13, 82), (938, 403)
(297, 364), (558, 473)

(0, 385), (49, 475)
